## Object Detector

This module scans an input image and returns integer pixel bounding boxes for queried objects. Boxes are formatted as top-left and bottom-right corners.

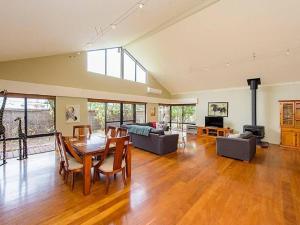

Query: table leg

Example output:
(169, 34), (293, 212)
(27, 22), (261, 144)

(126, 146), (131, 178)
(83, 155), (92, 195)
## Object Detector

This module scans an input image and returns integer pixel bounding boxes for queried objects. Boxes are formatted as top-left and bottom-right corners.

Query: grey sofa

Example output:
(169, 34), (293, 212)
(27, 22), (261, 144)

(129, 132), (179, 155)
(216, 134), (256, 162)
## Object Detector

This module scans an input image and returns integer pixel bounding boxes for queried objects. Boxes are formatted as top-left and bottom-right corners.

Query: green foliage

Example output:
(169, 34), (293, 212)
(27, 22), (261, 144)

(89, 102), (105, 129)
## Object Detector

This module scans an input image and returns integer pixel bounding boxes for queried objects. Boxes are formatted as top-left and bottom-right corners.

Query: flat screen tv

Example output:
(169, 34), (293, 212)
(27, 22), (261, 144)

(205, 116), (224, 128)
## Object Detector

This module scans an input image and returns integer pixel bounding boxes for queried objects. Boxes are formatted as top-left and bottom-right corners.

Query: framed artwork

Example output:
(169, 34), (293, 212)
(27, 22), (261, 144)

(65, 105), (80, 123)
(150, 106), (156, 117)
(208, 102), (228, 117)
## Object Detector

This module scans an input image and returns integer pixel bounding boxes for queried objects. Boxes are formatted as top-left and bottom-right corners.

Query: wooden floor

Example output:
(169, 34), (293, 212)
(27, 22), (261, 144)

(1, 136), (300, 225)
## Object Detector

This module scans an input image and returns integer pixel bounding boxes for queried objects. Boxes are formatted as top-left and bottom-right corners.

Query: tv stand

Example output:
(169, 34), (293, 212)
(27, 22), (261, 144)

(197, 126), (232, 137)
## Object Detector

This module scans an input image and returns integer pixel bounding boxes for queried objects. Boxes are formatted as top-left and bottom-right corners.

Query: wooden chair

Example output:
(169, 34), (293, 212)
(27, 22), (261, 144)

(106, 126), (117, 137)
(93, 136), (130, 194)
(116, 127), (128, 137)
(73, 125), (92, 138)
(54, 132), (65, 176)
(55, 132), (84, 191)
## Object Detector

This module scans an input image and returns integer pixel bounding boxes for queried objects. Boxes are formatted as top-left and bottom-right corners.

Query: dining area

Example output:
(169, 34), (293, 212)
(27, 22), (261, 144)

(55, 125), (131, 195)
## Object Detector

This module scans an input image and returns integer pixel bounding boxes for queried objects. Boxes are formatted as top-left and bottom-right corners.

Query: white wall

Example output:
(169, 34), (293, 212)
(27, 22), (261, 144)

(173, 82), (300, 144)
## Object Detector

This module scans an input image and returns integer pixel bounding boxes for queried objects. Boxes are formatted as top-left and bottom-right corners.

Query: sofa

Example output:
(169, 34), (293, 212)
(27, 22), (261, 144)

(125, 122), (169, 131)
(122, 124), (178, 155)
(129, 132), (179, 155)
(216, 132), (257, 162)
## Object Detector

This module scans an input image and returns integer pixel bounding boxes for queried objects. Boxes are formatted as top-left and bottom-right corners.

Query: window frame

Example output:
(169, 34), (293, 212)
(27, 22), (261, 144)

(87, 47), (147, 84)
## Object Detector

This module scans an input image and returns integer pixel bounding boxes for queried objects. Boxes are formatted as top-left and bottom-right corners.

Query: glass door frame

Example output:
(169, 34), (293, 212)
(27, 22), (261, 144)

(1, 93), (56, 142)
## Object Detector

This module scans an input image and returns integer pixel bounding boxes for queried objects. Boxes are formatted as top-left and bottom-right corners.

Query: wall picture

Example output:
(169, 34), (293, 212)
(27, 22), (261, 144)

(150, 106), (156, 117)
(65, 105), (80, 123)
(208, 102), (228, 117)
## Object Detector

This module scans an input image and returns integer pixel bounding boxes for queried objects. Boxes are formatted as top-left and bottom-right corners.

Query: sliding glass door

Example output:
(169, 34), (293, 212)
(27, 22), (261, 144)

(122, 103), (134, 125)
(159, 105), (171, 127)
(27, 98), (55, 136)
(136, 104), (146, 123)
(0, 94), (55, 156)
(88, 102), (105, 134)
(88, 101), (146, 133)
(170, 104), (196, 132)
(106, 103), (121, 128)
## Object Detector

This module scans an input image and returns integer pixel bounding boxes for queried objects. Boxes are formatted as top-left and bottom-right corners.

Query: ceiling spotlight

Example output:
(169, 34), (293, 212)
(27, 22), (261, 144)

(286, 49), (290, 55)
(111, 24), (117, 30)
(138, 3), (144, 9)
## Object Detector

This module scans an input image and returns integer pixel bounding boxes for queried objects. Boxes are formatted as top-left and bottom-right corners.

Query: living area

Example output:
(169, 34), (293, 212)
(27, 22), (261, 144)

(1, 0), (300, 224)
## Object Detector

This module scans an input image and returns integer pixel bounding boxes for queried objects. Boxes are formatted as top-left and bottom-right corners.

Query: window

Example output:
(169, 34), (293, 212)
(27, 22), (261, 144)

(170, 105), (196, 132)
(2, 97), (25, 139)
(136, 104), (146, 123)
(136, 64), (147, 83)
(87, 47), (147, 83)
(183, 105), (196, 124)
(123, 104), (134, 122)
(123, 52), (136, 81)
(88, 101), (146, 130)
(87, 50), (105, 74)
(106, 48), (121, 78)
(0, 94), (55, 156)
(159, 105), (171, 124)
(88, 102), (105, 134)
(27, 98), (55, 136)
(106, 103), (121, 124)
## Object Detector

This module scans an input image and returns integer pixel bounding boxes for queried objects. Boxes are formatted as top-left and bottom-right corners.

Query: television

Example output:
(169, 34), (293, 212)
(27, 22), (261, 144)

(205, 116), (224, 128)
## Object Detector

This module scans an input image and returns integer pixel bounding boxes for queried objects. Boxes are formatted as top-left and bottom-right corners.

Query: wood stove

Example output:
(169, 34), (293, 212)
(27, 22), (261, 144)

(243, 78), (268, 147)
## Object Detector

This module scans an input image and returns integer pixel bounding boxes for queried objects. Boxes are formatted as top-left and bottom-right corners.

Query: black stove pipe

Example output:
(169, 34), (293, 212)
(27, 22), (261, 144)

(247, 78), (261, 126)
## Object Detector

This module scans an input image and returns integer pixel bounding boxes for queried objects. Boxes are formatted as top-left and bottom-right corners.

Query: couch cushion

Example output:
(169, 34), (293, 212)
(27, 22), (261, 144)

(239, 131), (253, 139)
(150, 128), (165, 135)
(228, 134), (241, 138)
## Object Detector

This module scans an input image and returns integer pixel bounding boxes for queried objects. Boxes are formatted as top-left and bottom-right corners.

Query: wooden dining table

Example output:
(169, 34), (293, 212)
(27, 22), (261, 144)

(68, 134), (131, 195)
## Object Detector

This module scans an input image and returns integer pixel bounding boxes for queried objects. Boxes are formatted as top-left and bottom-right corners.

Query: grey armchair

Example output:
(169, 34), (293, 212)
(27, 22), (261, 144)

(216, 136), (257, 162)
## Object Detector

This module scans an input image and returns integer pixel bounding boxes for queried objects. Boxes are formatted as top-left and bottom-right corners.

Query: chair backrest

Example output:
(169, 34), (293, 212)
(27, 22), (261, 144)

(116, 127), (128, 137)
(55, 132), (69, 169)
(54, 131), (64, 162)
(106, 126), (117, 137)
(102, 136), (130, 171)
(73, 125), (92, 137)
(62, 137), (83, 164)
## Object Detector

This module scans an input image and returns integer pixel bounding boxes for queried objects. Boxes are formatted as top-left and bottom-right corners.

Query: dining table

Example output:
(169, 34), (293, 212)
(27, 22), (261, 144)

(67, 134), (131, 195)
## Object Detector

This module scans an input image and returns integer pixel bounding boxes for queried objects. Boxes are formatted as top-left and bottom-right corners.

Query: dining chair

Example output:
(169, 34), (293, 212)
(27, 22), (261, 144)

(54, 132), (65, 176)
(106, 126), (117, 137)
(73, 125), (92, 138)
(116, 127), (128, 137)
(56, 133), (84, 191)
(93, 136), (130, 194)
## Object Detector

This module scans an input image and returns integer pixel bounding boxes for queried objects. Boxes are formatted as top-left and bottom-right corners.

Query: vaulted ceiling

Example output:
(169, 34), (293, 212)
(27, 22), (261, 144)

(1, 0), (300, 94)
(0, 0), (213, 62)
(127, 0), (300, 94)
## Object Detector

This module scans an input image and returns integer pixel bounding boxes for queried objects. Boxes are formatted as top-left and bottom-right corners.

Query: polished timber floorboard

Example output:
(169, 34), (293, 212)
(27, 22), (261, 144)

(1, 136), (300, 225)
